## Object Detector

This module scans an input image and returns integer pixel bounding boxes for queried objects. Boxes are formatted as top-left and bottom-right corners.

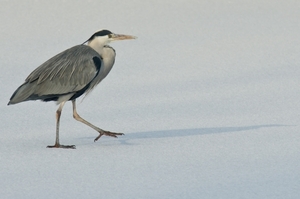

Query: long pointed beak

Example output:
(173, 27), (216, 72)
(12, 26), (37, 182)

(111, 34), (137, 41)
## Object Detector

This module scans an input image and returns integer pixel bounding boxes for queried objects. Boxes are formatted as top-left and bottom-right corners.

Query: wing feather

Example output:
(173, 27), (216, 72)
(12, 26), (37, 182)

(25, 45), (102, 96)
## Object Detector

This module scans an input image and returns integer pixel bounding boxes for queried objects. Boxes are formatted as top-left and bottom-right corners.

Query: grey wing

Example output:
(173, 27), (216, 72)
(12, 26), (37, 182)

(9, 45), (101, 104)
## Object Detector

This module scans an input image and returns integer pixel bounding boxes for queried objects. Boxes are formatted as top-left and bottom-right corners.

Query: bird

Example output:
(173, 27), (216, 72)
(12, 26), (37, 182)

(8, 29), (136, 149)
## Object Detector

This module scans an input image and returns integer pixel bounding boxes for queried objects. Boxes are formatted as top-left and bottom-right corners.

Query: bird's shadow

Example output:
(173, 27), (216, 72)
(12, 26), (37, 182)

(79, 124), (288, 146)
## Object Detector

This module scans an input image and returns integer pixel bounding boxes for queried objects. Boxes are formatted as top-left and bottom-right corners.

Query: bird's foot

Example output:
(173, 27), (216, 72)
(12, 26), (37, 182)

(94, 130), (124, 142)
(47, 143), (76, 149)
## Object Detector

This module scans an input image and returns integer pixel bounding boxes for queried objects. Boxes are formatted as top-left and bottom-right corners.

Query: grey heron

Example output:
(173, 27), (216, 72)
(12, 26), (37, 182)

(8, 29), (136, 149)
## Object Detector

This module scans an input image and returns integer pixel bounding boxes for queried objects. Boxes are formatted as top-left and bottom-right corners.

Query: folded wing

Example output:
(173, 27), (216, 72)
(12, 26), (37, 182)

(8, 45), (102, 105)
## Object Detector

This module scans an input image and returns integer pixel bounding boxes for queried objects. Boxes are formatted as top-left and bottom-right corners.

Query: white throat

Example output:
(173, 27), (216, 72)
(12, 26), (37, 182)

(87, 36), (110, 55)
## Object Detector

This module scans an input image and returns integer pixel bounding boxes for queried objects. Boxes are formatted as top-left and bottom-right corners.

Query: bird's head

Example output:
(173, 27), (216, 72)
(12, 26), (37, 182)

(84, 29), (136, 47)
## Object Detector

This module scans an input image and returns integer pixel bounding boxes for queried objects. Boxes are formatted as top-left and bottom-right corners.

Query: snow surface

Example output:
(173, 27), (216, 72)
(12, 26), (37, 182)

(1, 0), (300, 198)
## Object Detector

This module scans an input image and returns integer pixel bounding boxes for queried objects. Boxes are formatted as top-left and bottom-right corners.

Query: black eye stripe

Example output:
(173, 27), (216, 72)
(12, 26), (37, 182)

(94, 30), (112, 37)
(86, 30), (113, 43)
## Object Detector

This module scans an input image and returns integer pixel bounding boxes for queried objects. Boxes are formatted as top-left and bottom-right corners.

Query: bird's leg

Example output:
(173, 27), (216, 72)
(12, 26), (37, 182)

(72, 100), (124, 142)
(47, 101), (76, 149)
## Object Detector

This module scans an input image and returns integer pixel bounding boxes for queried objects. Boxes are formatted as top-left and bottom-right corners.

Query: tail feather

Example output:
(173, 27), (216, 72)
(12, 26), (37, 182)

(8, 82), (37, 105)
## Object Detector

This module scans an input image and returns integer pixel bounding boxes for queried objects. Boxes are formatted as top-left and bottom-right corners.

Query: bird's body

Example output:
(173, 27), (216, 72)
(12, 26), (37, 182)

(9, 38), (116, 105)
(8, 29), (136, 149)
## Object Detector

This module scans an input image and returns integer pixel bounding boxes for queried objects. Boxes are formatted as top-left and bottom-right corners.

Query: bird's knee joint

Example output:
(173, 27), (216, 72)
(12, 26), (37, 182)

(73, 113), (80, 120)
(56, 110), (61, 114)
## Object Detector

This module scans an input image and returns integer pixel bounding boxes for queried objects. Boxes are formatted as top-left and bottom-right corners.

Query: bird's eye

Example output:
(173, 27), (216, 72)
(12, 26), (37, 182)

(108, 34), (113, 38)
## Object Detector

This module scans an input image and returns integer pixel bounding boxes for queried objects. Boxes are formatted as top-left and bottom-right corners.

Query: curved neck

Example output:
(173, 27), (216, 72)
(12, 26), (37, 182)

(101, 46), (116, 76)
(88, 39), (106, 55)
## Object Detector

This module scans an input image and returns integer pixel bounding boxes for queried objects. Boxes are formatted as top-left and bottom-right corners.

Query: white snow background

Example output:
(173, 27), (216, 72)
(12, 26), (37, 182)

(0, 0), (300, 198)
